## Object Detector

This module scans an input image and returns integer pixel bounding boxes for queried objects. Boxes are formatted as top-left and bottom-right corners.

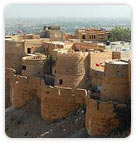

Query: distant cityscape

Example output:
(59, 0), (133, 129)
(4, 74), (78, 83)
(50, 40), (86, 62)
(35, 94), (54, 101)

(5, 17), (131, 35)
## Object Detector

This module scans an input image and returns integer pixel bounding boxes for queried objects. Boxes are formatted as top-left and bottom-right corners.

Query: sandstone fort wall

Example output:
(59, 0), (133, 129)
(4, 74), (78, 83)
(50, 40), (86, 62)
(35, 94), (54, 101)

(40, 85), (87, 121)
(101, 60), (130, 103)
(55, 52), (89, 88)
(21, 54), (47, 77)
(85, 98), (127, 136)
(89, 70), (104, 87)
(5, 68), (16, 107)
(5, 68), (87, 122)
(43, 42), (64, 55)
(10, 75), (43, 108)
(5, 40), (25, 74)
(5, 68), (43, 108)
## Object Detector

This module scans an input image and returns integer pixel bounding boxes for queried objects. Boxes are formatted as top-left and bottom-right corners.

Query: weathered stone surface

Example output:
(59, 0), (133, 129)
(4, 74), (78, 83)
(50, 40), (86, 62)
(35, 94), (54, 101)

(85, 99), (120, 136)
(40, 86), (86, 121)
(101, 60), (130, 103)
(55, 52), (89, 88)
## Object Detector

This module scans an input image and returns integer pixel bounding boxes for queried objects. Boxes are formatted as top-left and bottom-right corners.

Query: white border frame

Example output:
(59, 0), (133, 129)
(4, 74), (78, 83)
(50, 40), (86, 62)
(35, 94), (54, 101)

(0, 0), (136, 143)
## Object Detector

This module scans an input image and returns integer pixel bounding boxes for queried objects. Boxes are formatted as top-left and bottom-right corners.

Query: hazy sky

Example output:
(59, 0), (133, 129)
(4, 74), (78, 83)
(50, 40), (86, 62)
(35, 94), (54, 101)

(5, 4), (131, 19)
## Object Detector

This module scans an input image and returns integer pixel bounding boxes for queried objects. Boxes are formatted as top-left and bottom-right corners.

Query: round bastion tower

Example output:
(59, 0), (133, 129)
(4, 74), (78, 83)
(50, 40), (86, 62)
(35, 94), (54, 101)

(55, 51), (89, 88)
(101, 60), (130, 103)
(21, 53), (47, 77)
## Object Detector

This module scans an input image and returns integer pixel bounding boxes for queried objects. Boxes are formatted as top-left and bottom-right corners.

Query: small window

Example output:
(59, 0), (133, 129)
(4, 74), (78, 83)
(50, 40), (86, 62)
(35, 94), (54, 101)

(27, 48), (31, 54)
(82, 35), (86, 40)
(22, 65), (26, 70)
(59, 79), (63, 85)
(89, 35), (96, 39)
(89, 35), (92, 39)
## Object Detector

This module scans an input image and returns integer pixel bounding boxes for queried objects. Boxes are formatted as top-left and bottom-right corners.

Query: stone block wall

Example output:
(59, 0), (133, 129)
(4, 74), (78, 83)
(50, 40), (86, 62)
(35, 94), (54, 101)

(40, 86), (87, 121)
(6, 68), (43, 108)
(5, 40), (25, 74)
(50, 30), (65, 41)
(55, 52), (89, 88)
(24, 40), (43, 54)
(21, 54), (47, 78)
(11, 76), (43, 108)
(101, 60), (130, 103)
(5, 64), (130, 136)
(85, 60), (131, 136)
(85, 98), (121, 136)
(89, 70), (104, 87)
(5, 68), (87, 122)
(43, 42), (64, 55)
(10, 76), (42, 108)
(5, 68), (16, 107)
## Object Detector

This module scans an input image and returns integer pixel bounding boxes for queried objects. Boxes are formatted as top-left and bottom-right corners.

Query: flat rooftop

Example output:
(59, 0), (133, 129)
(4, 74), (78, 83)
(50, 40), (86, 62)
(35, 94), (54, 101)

(107, 60), (128, 65)
(22, 54), (47, 61)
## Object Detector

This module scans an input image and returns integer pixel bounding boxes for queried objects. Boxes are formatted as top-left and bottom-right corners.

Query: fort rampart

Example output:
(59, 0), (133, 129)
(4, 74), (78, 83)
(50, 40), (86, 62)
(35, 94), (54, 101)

(40, 85), (87, 121)
(5, 58), (130, 136)
(85, 98), (127, 136)
(55, 52), (89, 88)
(22, 54), (47, 77)
(5, 68), (43, 108)
(5, 68), (87, 121)
(5, 40), (25, 74)
(101, 60), (130, 103)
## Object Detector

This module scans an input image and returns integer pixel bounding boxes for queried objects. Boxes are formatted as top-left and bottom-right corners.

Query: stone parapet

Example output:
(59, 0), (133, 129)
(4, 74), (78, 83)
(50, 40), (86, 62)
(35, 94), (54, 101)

(40, 86), (87, 121)
(85, 98), (128, 136)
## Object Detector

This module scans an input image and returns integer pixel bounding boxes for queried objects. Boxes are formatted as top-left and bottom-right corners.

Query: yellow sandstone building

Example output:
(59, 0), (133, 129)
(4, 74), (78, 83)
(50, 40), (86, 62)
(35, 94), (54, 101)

(5, 26), (131, 136)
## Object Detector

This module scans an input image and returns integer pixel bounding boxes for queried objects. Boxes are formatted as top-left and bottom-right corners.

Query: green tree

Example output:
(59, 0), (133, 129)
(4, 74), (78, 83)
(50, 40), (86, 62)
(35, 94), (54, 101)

(109, 26), (131, 42)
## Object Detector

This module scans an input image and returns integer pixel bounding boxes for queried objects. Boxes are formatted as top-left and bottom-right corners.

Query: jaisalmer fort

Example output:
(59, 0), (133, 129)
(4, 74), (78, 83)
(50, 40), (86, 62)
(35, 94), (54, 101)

(5, 25), (131, 138)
